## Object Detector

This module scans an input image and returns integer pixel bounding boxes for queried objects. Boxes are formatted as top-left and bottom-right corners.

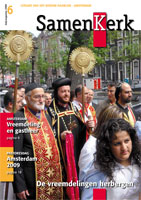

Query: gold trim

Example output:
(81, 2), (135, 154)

(57, 114), (67, 173)
(42, 111), (63, 186)
(24, 107), (38, 200)
(41, 111), (63, 199)
(53, 99), (67, 172)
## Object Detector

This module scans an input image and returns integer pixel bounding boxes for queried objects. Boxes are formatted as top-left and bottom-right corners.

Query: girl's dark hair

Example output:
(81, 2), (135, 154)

(95, 118), (141, 180)
(94, 105), (123, 137)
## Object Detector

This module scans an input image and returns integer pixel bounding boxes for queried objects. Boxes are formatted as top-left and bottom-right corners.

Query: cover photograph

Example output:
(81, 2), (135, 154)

(0, 0), (141, 199)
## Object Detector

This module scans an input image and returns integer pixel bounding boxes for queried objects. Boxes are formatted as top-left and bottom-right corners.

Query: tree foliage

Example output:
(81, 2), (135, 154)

(36, 50), (47, 81)
(0, 31), (15, 85)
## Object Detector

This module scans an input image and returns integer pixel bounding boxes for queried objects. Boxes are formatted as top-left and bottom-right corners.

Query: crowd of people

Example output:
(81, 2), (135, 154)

(0, 78), (140, 200)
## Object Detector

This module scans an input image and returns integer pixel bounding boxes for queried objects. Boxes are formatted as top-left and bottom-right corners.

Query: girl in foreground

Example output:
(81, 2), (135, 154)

(81, 118), (141, 200)
(79, 105), (123, 182)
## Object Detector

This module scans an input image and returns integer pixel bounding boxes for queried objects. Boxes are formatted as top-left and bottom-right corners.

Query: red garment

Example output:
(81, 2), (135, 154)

(65, 133), (79, 200)
(78, 103), (97, 140)
(24, 106), (63, 199)
(86, 103), (97, 123)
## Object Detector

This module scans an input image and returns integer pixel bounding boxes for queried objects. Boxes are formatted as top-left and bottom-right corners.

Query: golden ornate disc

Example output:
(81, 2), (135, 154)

(69, 47), (96, 74)
(3, 31), (33, 62)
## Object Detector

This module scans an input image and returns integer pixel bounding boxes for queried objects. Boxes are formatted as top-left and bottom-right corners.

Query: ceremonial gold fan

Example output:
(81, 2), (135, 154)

(69, 47), (96, 74)
(3, 31), (33, 113)
(3, 30), (33, 62)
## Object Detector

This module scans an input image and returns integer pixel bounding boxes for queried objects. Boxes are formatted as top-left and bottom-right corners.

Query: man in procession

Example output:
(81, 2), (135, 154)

(87, 89), (97, 110)
(115, 82), (136, 127)
(13, 83), (63, 200)
(48, 78), (95, 198)
(48, 78), (87, 170)
(72, 85), (97, 139)
(96, 82), (116, 117)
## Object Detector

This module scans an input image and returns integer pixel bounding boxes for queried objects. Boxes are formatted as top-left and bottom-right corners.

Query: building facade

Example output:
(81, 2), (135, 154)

(93, 30), (141, 87)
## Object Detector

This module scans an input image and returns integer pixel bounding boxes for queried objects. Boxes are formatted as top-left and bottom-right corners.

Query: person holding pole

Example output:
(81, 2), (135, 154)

(73, 85), (97, 139)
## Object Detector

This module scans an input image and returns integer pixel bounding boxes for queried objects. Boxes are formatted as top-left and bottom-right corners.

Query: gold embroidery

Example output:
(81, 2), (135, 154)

(45, 146), (53, 159)
(47, 187), (54, 195)
(46, 168), (54, 177)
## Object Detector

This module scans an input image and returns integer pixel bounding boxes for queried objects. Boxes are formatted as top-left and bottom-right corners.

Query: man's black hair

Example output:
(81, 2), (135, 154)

(4, 91), (14, 107)
(75, 86), (82, 97)
(115, 83), (122, 101)
(18, 85), (25, 90)
(108, 82), (116, 87)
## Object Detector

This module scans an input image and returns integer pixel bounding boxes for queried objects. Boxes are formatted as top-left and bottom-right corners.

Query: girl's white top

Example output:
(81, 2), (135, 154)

(106, 162), (140, 200)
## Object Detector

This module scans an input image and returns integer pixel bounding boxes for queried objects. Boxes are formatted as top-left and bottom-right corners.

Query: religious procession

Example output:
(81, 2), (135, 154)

(0, 31), (141, 200)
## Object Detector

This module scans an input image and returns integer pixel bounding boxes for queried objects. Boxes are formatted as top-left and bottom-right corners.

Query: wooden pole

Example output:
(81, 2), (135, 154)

(12, 61), (20, 113)
(82, 68), (85, 119)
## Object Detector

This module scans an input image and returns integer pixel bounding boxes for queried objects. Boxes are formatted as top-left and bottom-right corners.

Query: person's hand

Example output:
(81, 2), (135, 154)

(17, 190), (30, 200)
(86, 119), (95, 129)
(61, 130), (72, 140)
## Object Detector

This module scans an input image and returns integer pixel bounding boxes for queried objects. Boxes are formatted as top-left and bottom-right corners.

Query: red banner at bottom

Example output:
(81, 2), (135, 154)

(93, 189), (106, 200)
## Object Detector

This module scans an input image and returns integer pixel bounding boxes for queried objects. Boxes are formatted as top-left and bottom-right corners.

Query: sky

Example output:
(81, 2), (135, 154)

(26, 30), (41, 37)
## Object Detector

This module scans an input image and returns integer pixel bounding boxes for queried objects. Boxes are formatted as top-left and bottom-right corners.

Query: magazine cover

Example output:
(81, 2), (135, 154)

(0, 0), (141, 199)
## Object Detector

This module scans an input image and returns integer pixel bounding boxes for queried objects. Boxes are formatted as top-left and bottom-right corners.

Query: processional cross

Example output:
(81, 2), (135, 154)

(68, 120), (78, 131)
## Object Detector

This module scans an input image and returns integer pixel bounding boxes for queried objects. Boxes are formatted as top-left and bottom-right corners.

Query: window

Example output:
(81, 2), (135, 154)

(112, 65), (116, 81)
(125, 40), (130, 56)
(105, 51), (110, 61)
(133, 61), (139, 79)
(101, 65), (105, 80)
(117, 31), (123, 38)
(109, 33), (115, 44)
(125, 62), (130, 78)
(133, 38), (139, 54)
(119, 62), (123, 71)
(133, 31), (139, 36)
(41, 39), (46, 49)
(125, 31), (130, 37)
(110, 46), (116, 60)
(94, 67), (100, 77)
(117, 41), (123, 56)
(118, 62), (124, 81)
(106, 65), (111, 80)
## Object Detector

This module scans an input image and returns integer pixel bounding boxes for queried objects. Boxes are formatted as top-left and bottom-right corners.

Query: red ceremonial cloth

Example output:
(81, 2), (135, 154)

(65, 133), (79, 200)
